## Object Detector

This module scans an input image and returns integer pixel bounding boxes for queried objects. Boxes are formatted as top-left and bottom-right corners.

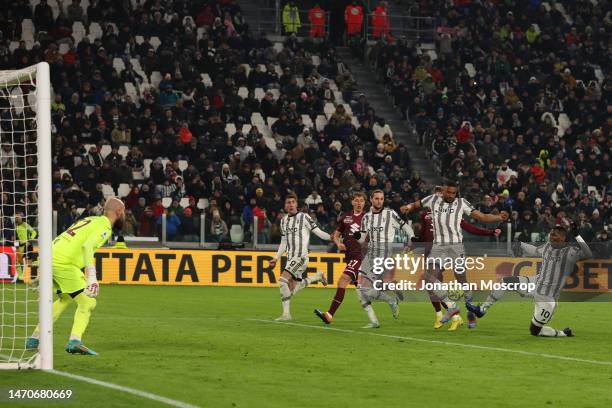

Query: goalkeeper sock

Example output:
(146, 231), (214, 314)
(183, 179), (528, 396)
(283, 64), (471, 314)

(279, 277), (292, 316)
(69, 293), (97, 341)
(31, 294), (73, 339)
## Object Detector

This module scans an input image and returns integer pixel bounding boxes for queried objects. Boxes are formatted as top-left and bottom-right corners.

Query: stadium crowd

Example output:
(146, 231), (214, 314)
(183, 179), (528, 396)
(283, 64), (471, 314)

(0, 0), (609, 253)
(370, 0), (610, 248)
(0, 0), (413, 245)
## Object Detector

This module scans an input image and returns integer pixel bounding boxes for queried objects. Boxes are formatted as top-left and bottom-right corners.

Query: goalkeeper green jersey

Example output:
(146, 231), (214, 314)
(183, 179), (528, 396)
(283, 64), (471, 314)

(53, 216), (112, 269)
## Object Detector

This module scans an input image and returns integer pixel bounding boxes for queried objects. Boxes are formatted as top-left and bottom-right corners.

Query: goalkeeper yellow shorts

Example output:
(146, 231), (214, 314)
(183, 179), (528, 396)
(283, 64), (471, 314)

(52, 263), (86, 294)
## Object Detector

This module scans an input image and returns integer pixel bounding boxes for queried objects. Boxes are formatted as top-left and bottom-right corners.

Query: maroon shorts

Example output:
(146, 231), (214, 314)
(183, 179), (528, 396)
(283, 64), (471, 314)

(343, 259), (362, 285)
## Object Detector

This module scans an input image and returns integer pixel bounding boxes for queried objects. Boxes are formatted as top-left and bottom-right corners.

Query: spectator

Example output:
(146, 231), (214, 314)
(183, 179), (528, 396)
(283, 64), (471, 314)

(209, 209), (229, 243)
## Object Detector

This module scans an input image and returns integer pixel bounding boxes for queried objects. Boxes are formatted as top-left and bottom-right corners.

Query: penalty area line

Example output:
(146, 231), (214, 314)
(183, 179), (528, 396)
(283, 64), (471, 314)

(0, 353), (199, 408)
(247, 319), (612, 367)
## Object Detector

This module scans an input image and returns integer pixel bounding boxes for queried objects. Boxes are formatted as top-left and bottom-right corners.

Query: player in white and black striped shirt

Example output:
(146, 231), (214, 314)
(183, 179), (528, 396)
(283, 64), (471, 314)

(270, 194), (332, 321)
(354, 190), (414, 328)
(467, 226), (592, 337)
(401, 181), (508, 330)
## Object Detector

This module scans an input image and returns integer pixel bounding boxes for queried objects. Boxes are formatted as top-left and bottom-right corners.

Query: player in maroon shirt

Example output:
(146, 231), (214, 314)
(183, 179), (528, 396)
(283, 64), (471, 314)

(314, 192), (367, 324)
(418, 207), (501, 329)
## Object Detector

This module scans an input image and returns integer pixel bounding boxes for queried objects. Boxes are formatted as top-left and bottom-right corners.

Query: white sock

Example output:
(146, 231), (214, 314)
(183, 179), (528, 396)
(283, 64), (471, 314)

(279, 277), (292, 316)
(69, 334), (81, 342)
(452, 314), (461, 321)
(436, 311), (443, 318)
(357, 287), (379, 324)
(363, 304), (379, 324)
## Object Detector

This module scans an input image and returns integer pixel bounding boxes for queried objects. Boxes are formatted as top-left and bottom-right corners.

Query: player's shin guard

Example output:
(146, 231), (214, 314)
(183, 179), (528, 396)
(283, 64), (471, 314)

(357, 287), (379, 325)
(70, 293), (97, 341)
(279, 277), (292, 316)
(328, 287), (346, 316)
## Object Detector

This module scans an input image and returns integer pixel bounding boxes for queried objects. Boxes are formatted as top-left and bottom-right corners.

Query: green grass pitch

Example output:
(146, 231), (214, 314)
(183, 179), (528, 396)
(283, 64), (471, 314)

(1, 285), (612, 408)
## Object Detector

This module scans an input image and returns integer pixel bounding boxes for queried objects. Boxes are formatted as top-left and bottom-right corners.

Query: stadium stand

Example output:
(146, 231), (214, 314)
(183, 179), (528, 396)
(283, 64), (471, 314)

(366, 0), (610, 243)
(0, 0), (608, 248)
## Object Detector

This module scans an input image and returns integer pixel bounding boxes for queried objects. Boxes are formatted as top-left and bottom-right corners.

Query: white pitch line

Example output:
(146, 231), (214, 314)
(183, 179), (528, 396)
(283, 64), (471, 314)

(248, 319), (612, 367)
(49, 369), (201, 408)
(0, 353), (200, 408)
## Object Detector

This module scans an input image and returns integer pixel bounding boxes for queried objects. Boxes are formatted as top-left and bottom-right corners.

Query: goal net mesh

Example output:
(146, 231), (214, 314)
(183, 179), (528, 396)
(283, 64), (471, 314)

(0, 65), (41, 368)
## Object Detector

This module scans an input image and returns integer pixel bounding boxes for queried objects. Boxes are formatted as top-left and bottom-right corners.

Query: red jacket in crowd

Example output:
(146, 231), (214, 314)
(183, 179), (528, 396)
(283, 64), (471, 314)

(345, 3), (363, 35)
(309, 6), (326, 38)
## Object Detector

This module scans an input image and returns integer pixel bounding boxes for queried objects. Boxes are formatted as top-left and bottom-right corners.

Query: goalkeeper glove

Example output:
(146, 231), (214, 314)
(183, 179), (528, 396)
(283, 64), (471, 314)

(84, 266), (99, 298)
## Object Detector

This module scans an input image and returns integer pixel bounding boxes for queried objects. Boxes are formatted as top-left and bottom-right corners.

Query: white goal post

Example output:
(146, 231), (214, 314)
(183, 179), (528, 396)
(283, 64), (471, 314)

(0, 62), (53, 369)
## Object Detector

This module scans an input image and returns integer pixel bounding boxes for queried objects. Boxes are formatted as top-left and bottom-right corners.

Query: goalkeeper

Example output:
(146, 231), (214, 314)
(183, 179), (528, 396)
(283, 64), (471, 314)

(15, 212), (37, 282)
(27, 197), (125, 355)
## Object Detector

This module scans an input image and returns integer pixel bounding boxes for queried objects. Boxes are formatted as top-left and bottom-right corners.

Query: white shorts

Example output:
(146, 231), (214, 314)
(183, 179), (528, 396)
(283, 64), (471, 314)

(284, 256), (308, 280)
(359, 253), (393, 284)
(531, 293), (557, 327)
(427, 243), (466, 274)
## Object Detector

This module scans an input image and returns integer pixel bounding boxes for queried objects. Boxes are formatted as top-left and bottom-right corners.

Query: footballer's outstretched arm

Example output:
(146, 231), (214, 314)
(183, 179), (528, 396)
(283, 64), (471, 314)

(470, 209), (509, 223)
(575, 235), (593, 259)
(400, 200), (422, 214)
(312, 227), (332, 241)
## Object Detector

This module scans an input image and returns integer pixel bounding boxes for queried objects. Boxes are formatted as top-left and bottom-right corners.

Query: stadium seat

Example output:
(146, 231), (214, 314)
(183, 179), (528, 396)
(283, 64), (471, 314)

(84, 105), (95, 117)
(9, 42), (19, 53)
(59, 169), (71, 179)
(117, 184), (131, 198)
(118, 145), (129, 158)
(72, 21), (86, 36)
(324, 103), (335, 118)
(315, 115), (328, 131)
(197, 27), (206, 40)
(312, 55), (321, 66)
(269, 89), (280, 99)
(254, 88), (265, 101)
(197, 198), (209, 210)
(230, 225), (244, 243)
(251, 112), (265, 126)
(201, 73), (213, 87)
(273, 42), (283, 53)
(179, 197), (190, 208)
(143, 159), (152, 178)
(274, 65), (283, 76)
(267, 117), (278, 128)
(465, 63), (476, 78)
(113, 58), (126, 74)
(178, 160), (188, 172)
(135, 35), (144, 45)
(162, 197), (172, 208)
(301, 115), (313, 127)
(99, 144), (112, 158)
(83, 144), (95, 153)
(150, 36), (161, 50)
(101, 184), (115, 198)
(76, 208), (85, 216)
(89, 22), (103, 40)
(225, 123), (237, 136)
(238, 87), (249, 99)
(150, 71), (163, 88)
(257, 64), (267, 72)
(239, 63), (251, 77)
(58, 43), (69, 55)
(427, 50), (438, 61)
(124, 82), (138, 102)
